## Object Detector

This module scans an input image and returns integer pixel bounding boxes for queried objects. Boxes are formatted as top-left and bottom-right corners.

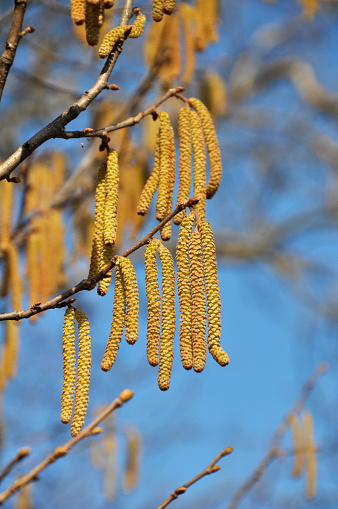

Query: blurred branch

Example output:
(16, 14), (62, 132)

(0, 389), (134, 504)
(0, 447), (30, 484)
(158, 446), (233, 509)
(226, 362), (329, 509)
(0, 198), (198, 322)
(11, 67), (81, 98)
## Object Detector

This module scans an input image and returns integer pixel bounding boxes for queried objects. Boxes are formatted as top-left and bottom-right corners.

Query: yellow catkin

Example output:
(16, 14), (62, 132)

(303, 411), (317, 499)
(104, 149), (119, 246)
(189, 97), (222, 199)
(0, 181), (13, 251)
(70, 0), (86, 25)
(300, 0), (319, 18)
(71, 310), (92, 437)
(97, 242), (113, 296)
(61, 307), (76, 424)
(160, 115), (175, 242)
(190, 110), (206, 222)
(159, 15), (181, 86)
(288, 413), (304, 478)
(189, 227), (207, 372)
(199, 221), (229, 366)
(201, 71), (227, 120)
(180, 4), (197, 85)
(145, 240), (161, 367)
(123, 428), (141, 491)
(4, 321), (19, 380)
(129, 14), (146, 38)
(118, 257), (139, 345)
(98, 25), (132, 58)
(101, 265), (126, 371)
(158, 244), (176, 390)
(26, 221), (40, 315)
(137, 129), (161, 216)
(174, 107), (192, 225)
(163, 0), (176, 14)
(144, 15), (166, 67)
(156, 112), (175, 222)
(176, 212), (195, 370)
(153, 0), (164, 22)
(7, 243), (21, 311)
(85, 0), (104, 46)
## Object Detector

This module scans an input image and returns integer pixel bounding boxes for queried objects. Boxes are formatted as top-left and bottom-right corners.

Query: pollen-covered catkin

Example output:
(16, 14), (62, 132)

(145, 240), (161, 367)
(104, 149), (119, 246)
(129, 14), (146, 38)
(303, 411), (317, 499)
(85, 0), (104, 46)
(99, 25), (132, 58)
(189, 97), (222, 199)
(137, 130), (161, 216)
(158, 244), (176, 390)
(288, 413), (303, 478)
(152, 0), (164, 22)
(174, 107), (192, 225)
(101, 265), (126, 371)
(71, 310), (92, 437)
(190, 110), (206, 222)
(119, 257), (139, 345)
(199, 221), (229, 366)
(156, 112), (174, 223)
(89, 162), (107, 279)
(61, 307), (76, 424)
(7, 243), (22, 311)
(160, 115), (175, 242)
(163, 0), (176, 15)
(176, 212), (195, 370)
(70, 0), (85, 25)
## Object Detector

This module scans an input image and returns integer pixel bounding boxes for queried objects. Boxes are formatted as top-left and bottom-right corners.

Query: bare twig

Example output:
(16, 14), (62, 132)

(226, 362), (329, 509)
(157, 446), (233, 509)
(0, 0), (135, 181)
(0, 389), (134, 504)
(0, 198), (198, 322)
(0, 448), (30, 484)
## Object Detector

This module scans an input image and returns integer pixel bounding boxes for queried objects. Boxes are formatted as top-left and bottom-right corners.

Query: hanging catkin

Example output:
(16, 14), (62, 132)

(288, 413), (304, 478)
(101, 265), (126, 371)
(190, 110), (206, 222)
(104, 149), (119, 246)
(174, 107), (192, 225)
(7, 243), (22, 311)
(70, 0), (85, 25)
(137, 129), (161, 216)
(303, 411), (317, 499)
(152, 0), (164, 22)
(156, 112), (174, 222)
(157, 244), (176, 390)
(176, 212), (195, 370)
(129, 14), (146, 38)
(85, 0), (104, 46)
(145, 240), (161, 367)
(189, 97), (222, 199)
(61, 307), (76, 424)
(199, 221), (229, 366)
(89, 162), (107, 279)
(160, 114), (175, 241)
(99, 26), (132, 58)
(71, 310), (92, 437)
(118, 257), (139, 345)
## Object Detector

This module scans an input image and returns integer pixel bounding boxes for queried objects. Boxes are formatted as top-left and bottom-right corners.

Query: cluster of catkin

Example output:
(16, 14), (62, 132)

(288, 411), (317, 499)
(70, 0), (115, 46)
(88, 149), (119, 296)
(152, 0), (176, 22)
(61, 306), (92, 437)
(98, 13), (146, 58)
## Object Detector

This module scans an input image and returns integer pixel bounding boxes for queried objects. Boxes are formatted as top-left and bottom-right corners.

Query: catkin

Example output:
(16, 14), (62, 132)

(176, 212), (195, 370)
(70, 0), (85, 25)
(158, 244), (176, 390)
(3, 321), (19, 380)
(61, 307), (76, 424)
(137, 129), (161, 216)
(145, 240), (161, 367)
(199, 221), (229, 366)
(85, 0), (104, 46)
(163, 0), (176, 15)
(7, 243), (22, 311)
(174, 107), (192, 225)
(180, 4), (197, 85)
(156, 112), (174, 222)
(0, 180), (13, 251)
(71, 310), (92, 437)
(119, 257), (139, 345)
(303, 411), (317, 499)
(129, 14), (146, 38)
(99, 25), (132, 58)
(190, 110), (206, 222)
(89, 162), (107, 279)
(288, 413), (303, 478)
(101, 265), (126, 371)
(104, 149), (119, 246)
(189, 97), (222, 199)
(152, 0), (164, 22)
(160, 114), (175, 242)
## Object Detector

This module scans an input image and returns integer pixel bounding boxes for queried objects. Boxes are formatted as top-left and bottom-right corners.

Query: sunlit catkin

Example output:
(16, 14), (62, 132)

(303, 411), (317, 499)
(153, 0), (164, 21)
(156, 112), (174, 223)
(158, 244), (176, 390)
(3, 321), (19, 380)
(180, 3), (197, 85)
(70, 0), (85, 25)
(119, 257), (139, 345)
(0, 180), (13, 251)
(71, 310), (92, 437)
(189, 97), (222, 199)
(137, 129), (161, 216)
(85, 0), (104, 46)
(174, 107), (192, 225)
(101, 265), (126, 371)
(145, 240), (161, 367)
(199, 221), (229, 366)
(7, 243), (22, 311)
(104, 149), (119, 246)
(61, 307), (76, 424)
(288, 413), (303, 478)
(190, 110), (206, 222)
(89, 162), (107, 279)
(160, 117), (175, 241)
(163, 0), (176, 15)
(99, 25), (132, 58)
(176, 212), (194, 370)
(129, 14), (146, 38)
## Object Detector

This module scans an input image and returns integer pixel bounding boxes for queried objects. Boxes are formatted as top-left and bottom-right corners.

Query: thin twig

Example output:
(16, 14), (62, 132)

(226, 362), (329, 509)
(0, 448), (30, 484)
(0, 389), (134, 505)
(157, 446), (233, 509)
(0, 198), (198, 322)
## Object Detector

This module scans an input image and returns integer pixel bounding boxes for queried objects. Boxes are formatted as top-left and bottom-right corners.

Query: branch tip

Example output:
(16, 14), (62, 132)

(119, 389), (134, 402)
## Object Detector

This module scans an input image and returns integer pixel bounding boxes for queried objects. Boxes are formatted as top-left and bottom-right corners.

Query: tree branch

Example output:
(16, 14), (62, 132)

(0, 198), (198, 322)
(0, 0), (135, 181)
(0, 448), (30, 484)
(226, 362), (329, 509)
(0, 389), (134, 505)
(157, 446), (233, 509)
